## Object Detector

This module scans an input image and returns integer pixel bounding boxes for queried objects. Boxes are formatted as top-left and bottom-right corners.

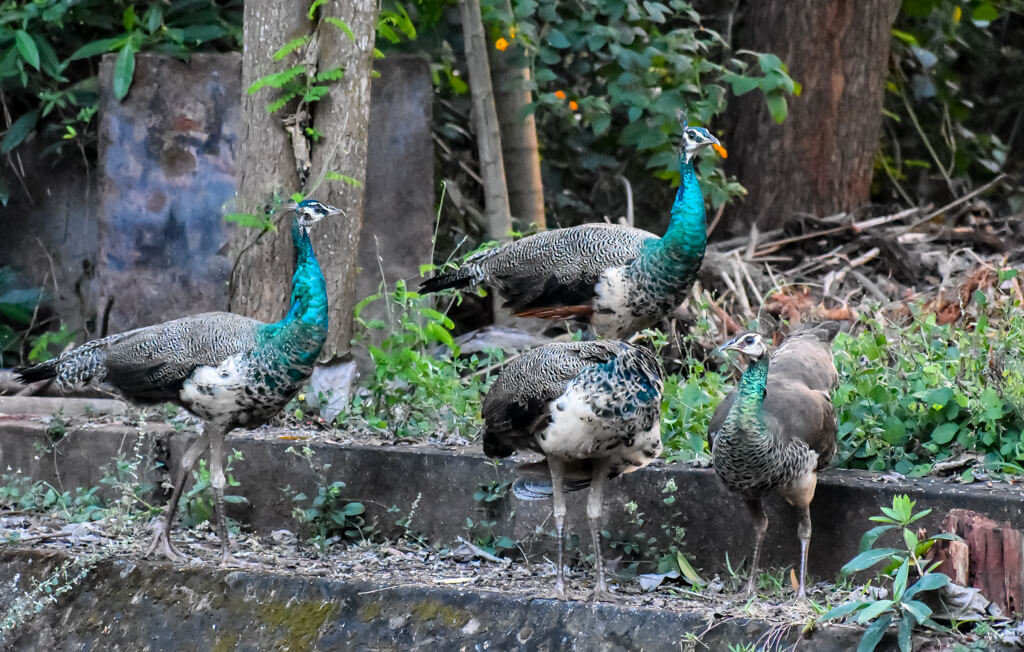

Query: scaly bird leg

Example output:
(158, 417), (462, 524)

(587, 458), (615, 602)
(744, 498), (768, 597)
(207, 425), (241, 568)
(796, 504), (812, 599)
(145, 429), (211, 563)
(547, 457), (569, 600)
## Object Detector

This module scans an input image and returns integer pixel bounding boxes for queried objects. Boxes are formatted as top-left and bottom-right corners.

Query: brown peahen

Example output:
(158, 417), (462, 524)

(482, 340), (664, 601)
(707, 322), (840, 598)
(16, 199), (343, 566)
(421, 116), (725, 339)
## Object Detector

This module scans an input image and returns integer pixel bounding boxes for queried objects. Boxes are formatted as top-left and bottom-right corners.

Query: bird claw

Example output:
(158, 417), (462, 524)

(144, 524), (191, 564)
(218, 551), (257, 570)
(530, 587), (568, 602)
(588, 588), (619, 604)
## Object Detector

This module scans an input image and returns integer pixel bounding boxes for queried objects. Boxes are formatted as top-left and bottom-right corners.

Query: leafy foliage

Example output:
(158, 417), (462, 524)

(0, 0), (242, 204)
(832, 289), (1024, 476)
(878, 0), (1023, 209)
(343, 279), (501, 439)
(181, 449), (247, 528)
(821, 495), (957, 652)
(282, 445), (373, 551)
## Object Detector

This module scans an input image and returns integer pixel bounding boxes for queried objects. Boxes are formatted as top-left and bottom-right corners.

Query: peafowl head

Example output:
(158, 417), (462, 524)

(676, 110), (727, 164)
(719, 332), (768, 361)
(292, 199), (344, 230)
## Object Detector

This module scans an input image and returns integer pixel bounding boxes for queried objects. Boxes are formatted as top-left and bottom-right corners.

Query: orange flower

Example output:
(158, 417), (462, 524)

(569, 100), (578, 111)
(554, 90), (566, 100)
(495, 37), (509, 51)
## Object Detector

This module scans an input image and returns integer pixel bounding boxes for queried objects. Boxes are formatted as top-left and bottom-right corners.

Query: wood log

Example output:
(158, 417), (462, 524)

(932, 508), (1024, 615)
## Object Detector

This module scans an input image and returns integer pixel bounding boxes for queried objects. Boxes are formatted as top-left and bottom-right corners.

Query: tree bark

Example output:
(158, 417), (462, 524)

(489, 43), (545, 230)
(724, 0), (901, 232)
(230, 0), (377, 362)
(459, 0), (512, 240)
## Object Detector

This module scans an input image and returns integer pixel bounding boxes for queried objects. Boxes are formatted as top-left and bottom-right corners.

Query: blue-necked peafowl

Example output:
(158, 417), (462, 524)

(16, 199), (342, 566)
(708, 322), (840, 598)
(482, 340), (664, 601)
(421, 116), (725, 339)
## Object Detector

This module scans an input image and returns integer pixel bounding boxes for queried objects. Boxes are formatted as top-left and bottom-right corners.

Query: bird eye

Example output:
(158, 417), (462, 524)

(744, 336), (755, 345)
(686, 129), (697, 138)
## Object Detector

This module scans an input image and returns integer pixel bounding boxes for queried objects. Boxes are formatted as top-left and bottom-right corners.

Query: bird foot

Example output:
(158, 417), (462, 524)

(530, 587), (568, 601)
(588, 588), (619, 604)
(218, 551), (258, 570)
(144, 524), (191, 564)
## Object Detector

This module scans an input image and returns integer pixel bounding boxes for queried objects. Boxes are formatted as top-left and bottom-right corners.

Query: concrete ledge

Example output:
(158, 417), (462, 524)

(3, 419), (1024, 580)
(0, 549), (870, 651)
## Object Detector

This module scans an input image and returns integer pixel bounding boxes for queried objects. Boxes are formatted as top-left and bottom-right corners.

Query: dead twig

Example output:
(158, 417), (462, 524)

(903, 173), (1009, 231)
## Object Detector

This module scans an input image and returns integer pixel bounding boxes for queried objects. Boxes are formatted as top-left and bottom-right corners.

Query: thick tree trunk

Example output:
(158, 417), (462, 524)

(489, 44), (545, 230)
(724, 0), (901, 232)
(230, 0), (376, 362)
(459, 0), (512, 240)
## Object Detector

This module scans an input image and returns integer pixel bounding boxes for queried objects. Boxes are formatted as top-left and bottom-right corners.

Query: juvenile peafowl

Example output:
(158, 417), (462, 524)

(16, 199), (343, 566)
(708, 323), (840, 598)
(421, 116), (725, 339)
(482, 340), (664, 601)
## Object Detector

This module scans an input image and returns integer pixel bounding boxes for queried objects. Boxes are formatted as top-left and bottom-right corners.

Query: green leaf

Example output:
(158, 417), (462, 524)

(892, 559), (910, 601)
(342, 502), (365, 516)
(69, 37), (127, 61)
(901, 599), (932, 624)
(547, 28), (570, 48)
(859, 525), (897, 552)
(856, 599), (894, 624)
(891, 29), (919, 46)
(898, 613), (914, 652)
(14, 30), (39, 70)
(820, 600), (869, 621)
(325, 17), (355, 40)
(123, 5), (137, 31)
(903, 572), (949, 600)
(971, 3), (999, 22)
(274, 36), (310, 60)
(1, 110), (38, 153)
(841, 548), (901, 574)
(113, 43), (136, 100)
(858, 614), (893, 652)
(930, 423), (958, 445)
(765, 92), (787, 123)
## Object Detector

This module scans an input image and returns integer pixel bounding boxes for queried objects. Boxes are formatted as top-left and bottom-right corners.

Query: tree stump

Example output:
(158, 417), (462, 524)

(932, 508), (1024, 615)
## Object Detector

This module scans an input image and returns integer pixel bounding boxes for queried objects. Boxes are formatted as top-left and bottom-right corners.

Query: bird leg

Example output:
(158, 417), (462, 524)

(780, 472), (818, 600)
(207, 425), (242, 568)
(587, 458), (616, 602)
(543, 457), (569, 601)
(795, 504), (812, 599)
(145, 429), (211, 563)
(744, 498), (768, 597)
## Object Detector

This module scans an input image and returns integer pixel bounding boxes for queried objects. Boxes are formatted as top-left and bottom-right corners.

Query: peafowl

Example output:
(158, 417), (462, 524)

(482, 340), (664, 600)
(708, 322), (840, 598)
(421, 116), (725, 339)
(16, 199), (343, 566)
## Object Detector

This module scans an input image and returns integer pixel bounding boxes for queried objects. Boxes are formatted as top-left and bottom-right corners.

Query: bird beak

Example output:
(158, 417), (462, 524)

(707, 134), (728, 159)
(324, 203), (344, 217)
(717, 340), (738, 354)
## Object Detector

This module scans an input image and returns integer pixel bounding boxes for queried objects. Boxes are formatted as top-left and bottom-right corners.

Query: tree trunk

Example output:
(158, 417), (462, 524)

(724, 0), (901, 233)
(459, 0), (512, 240)
(489, 43), (545, 230)
(230, 0), (377, 362)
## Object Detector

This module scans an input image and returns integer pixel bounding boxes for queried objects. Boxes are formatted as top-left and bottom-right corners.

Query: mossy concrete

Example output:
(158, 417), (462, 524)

(0, 549), (876, 651)
(3, 418), (1024, 581)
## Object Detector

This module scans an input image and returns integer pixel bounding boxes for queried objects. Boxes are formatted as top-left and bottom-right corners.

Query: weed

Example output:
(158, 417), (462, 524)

(0, 472), (104, 525)
(281, 446), (375, 551)
(464, 479), (517, 556)
(820, 495), (958, 652)
(181, 450), (247, 529)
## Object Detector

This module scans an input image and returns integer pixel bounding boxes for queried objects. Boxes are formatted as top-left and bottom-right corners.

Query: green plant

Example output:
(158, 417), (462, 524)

(820, 495), (957, 652)
(831, 285), (1024, 475)
(0, 0), (242, 203)
(181, 449), (247, 528)
(282, 445), (373, 550)
(344, 278), (500, 439)
(878, 0), (1023, 210)
(0, 473), (105, 525)
(464, 479), (518, 555)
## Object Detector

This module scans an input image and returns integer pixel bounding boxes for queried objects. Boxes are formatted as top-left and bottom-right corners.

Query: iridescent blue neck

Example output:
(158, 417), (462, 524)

(633, 157), (708, 296)
(282, 217), (329, 332)
(728, 356), (769, 433)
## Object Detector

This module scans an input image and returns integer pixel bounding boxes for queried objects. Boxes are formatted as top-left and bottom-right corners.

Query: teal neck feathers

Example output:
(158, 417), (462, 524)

(633, 157), (708, 299)
(724, 356), (769, 436)
(260, 217), (329, 368)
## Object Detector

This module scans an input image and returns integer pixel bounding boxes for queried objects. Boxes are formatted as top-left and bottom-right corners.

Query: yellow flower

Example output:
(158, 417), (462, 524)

(953, 5), (962, 23)
(569, 100), (578, 111)
(554, 90), (566, 100)
(509, 26), (518, 39)
(495, 37), (509, 51)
